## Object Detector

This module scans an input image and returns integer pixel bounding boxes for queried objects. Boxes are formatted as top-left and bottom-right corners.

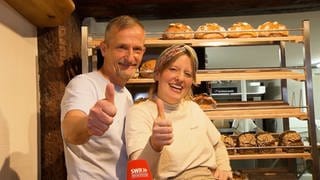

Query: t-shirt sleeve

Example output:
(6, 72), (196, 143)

(60, 75), (98, 121)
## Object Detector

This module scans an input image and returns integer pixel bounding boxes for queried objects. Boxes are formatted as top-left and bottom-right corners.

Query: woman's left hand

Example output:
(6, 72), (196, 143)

(212, 169), (233, 180)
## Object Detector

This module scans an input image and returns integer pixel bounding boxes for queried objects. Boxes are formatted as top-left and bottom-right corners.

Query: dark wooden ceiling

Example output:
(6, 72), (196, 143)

(73, 0), (320, 22)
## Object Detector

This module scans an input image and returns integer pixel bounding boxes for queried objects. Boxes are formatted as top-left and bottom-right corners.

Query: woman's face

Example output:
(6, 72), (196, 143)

(155, 54), (194, 104)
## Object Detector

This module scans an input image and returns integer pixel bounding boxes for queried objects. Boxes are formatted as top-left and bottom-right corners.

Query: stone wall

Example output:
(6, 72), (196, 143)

(38, 13), (81, 179)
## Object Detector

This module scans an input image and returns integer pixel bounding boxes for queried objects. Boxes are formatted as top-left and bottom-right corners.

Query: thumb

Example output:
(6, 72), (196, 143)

(156, 98), (165, 120)
(105, 82), (115, 104)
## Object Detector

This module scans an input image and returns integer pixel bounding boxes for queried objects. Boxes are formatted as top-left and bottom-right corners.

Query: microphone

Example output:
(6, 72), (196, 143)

(127, 159), (153, 180)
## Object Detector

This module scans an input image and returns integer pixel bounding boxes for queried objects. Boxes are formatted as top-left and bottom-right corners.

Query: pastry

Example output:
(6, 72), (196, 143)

(162, 23), (194, 39)
(233, 171), (249, 180)
(134, 97), (148, 104)
(192, 93), (217, 109)
(195, 23), (226, 39)
(221, 135), (236, 155)
(257, 21), (289, 37)
(237, 132), (257, 154)
(132, 68), (140, 78)
(256, 132), (276, 153)
(279, 130), (304, 153)
(227, 22), (257, 38)
(139, 59), (156, 78)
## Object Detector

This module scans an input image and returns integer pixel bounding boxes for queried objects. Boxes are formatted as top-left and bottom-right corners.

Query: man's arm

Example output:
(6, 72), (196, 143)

(62, 110), (91, 145)
(62, 83), (116, 145)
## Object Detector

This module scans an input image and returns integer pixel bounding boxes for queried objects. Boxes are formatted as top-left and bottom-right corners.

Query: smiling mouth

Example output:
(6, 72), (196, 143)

(119, 62), (137, 68)
(169, 83), (183, 93)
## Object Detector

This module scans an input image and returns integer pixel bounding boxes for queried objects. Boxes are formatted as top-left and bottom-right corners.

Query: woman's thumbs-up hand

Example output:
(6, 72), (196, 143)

(150, 98), (173, 152)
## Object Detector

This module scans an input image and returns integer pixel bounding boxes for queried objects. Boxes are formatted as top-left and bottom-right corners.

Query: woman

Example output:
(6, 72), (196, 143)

(125, 44), (232, 180)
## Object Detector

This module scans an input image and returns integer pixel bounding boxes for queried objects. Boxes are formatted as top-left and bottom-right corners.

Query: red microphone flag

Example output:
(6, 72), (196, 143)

(127, 159), (153, 180)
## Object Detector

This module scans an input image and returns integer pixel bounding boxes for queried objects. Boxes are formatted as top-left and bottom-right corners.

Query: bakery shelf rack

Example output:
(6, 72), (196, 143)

(81, 20), (319, 179)
(87, 34), (303, 48)
(229, 151), (311, 160)
(128, 68), (306, 84)
(204, 100), (308, 120)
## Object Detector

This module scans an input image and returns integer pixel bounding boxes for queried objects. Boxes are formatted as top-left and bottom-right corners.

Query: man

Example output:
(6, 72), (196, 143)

(60, 15), (146, 179)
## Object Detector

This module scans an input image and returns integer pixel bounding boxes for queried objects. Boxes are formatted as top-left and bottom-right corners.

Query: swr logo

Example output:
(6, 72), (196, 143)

(130, 168), (149, 178)
(131, 168), (148, 174)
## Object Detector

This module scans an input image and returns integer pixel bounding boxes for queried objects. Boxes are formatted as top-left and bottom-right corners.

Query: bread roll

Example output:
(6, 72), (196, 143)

(233, 171), (249, 180)
(192, 93), (217, 109)
(132, 68), (139, 79)
(221, 135), (235, 155)
(139, 59), (156, 78)
(227, 22), (257, 38)
(195, 23), (226, 39)
(162, 23), (194, 39)
(257, 21), (289, 37)
(279, 130), (304, 153)
(256, 132), (276, 153)
(237, 132), (257, 154)
(134, 97), (148, 104)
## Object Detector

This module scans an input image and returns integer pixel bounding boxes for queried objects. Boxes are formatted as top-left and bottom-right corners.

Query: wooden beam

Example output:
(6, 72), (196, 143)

(4, 0), (75, 27)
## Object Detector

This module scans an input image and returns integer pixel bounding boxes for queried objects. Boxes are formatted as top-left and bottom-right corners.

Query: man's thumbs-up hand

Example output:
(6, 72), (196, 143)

(150, 98), (173, 152)
(105, 81), (115, 105)
(88, 83), (117, 136)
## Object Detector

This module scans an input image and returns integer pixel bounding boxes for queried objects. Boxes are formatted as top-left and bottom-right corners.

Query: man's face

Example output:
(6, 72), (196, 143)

(101, 25), (145, 86)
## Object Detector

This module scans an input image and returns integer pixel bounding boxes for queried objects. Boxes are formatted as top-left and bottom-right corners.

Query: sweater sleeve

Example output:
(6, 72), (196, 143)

(213, 139), (232, 171)
(125, 101), (161, 175)
(195, 102), (232, 171)
(129, 139), (161, 176)
(206, 120), (232, 171)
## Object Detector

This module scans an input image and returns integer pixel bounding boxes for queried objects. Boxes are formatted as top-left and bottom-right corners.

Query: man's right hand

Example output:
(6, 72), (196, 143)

(87, 83), (117, 136)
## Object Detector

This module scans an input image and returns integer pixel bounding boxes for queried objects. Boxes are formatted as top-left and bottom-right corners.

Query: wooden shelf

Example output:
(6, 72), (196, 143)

(216, 100), (289, 107)
(197, 68), (305, 81)
(205, 100), (308, 120)
(87, 35), (304, 48)
(144, 36), (304, 47)
(128, 78), (154, 84)
(127, 68), (305, 84)
(224, 135), (316, 160)
(205, 107), (308, 120)
(229, 152), (311, 160)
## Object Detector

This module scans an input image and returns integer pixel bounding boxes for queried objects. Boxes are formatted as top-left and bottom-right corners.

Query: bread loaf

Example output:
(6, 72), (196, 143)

(237, 132), (257, 154)
(162, 23), (194, 39)
(192, 93), (217, 109)
(227, 22), (257, 38)
(233, 171), (249, 180)
(139, 59), (156, 78)
(134, 97), (148, 104)
(195, 23), (226, 39)
(257, 21), (289, 37)
(279, 130), (304, 153)
(132, 69), (139, 78)
(221, 135), (236, 155)
(256, 132), (276, 153)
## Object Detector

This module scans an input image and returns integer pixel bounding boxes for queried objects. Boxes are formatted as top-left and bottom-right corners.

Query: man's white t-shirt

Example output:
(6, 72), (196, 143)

(61, 71), (133, 180)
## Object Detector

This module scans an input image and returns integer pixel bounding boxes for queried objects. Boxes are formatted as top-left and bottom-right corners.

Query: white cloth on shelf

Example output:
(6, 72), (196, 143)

(232, 119), (257, 133)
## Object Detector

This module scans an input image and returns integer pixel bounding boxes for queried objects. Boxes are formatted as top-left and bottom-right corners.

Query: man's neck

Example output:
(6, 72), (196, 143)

(98, 69), (127, 88)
